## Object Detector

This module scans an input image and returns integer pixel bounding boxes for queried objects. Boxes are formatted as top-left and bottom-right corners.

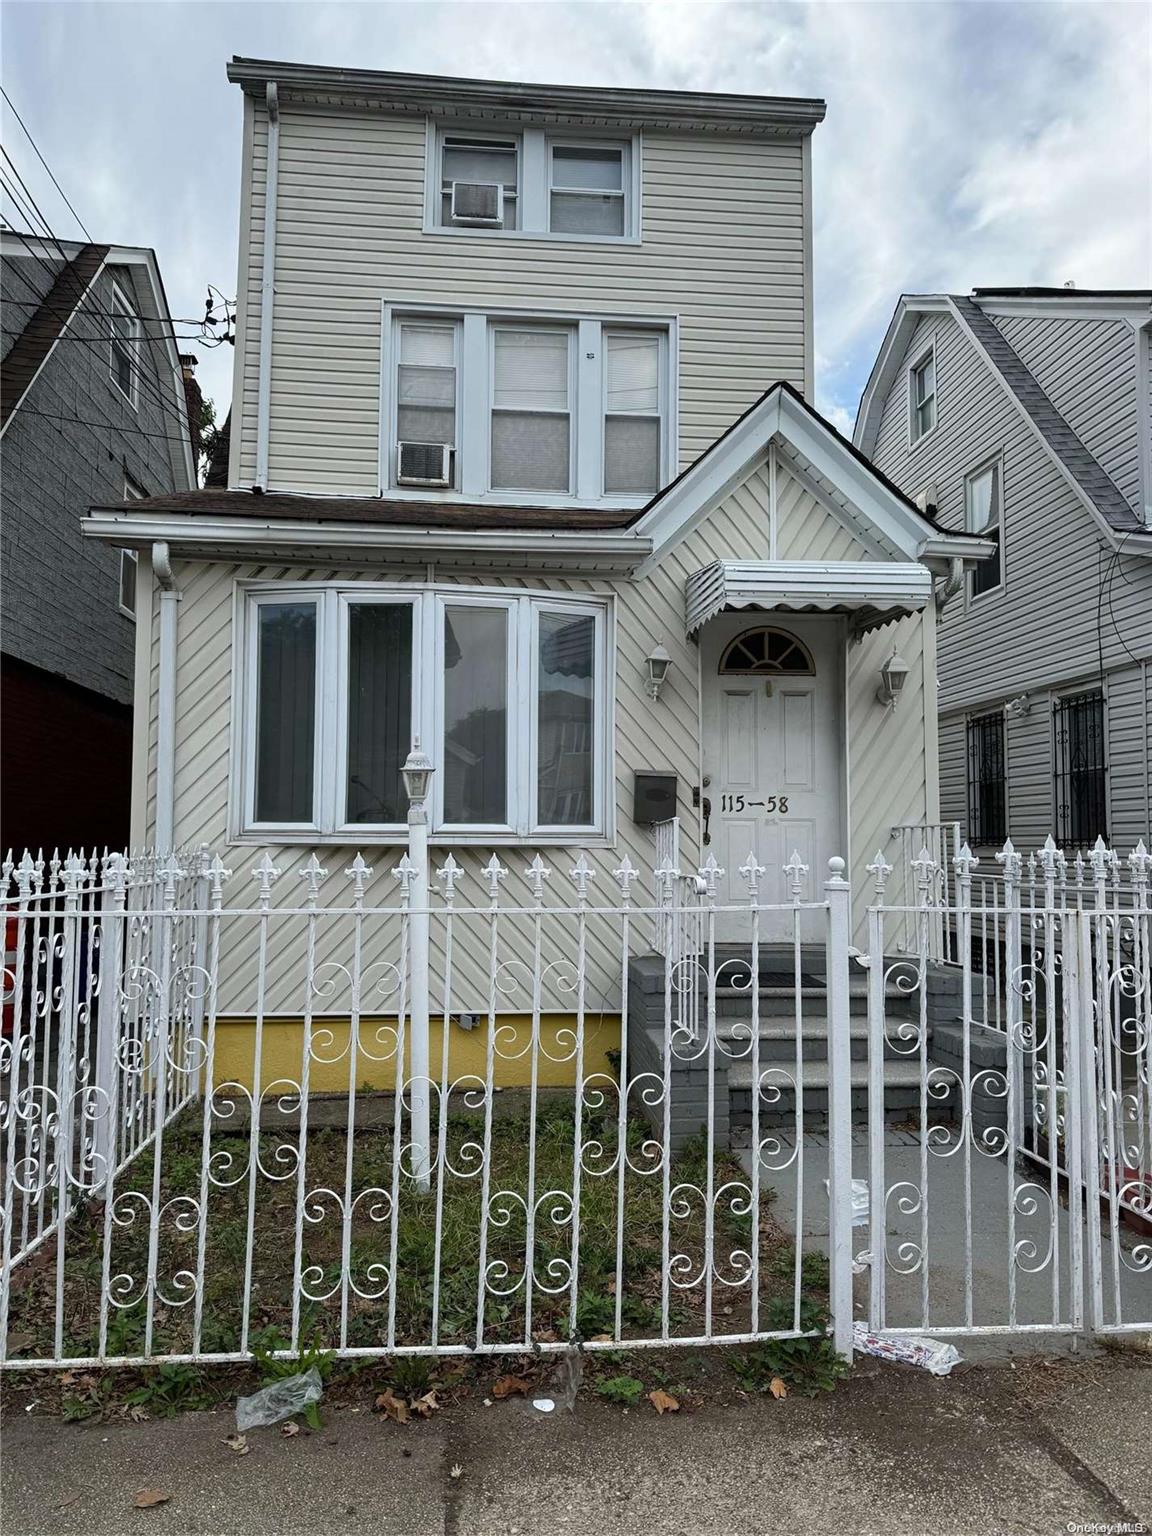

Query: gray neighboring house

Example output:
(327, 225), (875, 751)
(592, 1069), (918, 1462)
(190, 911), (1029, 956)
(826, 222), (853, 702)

(855, 287), (1152, 856)
(1, 231), (197, 853)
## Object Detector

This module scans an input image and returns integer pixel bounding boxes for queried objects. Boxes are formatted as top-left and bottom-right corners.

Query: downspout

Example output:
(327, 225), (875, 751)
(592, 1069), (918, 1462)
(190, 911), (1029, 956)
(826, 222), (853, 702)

(152, 542), (180, 852)
(934, 556), (964, 612)
(254, 81), (279, 490)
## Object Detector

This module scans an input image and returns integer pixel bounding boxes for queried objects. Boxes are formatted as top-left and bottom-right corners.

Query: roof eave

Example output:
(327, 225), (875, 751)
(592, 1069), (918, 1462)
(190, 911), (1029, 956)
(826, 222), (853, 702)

(225, 57), (827, 134)
(80, 510), (653, 575)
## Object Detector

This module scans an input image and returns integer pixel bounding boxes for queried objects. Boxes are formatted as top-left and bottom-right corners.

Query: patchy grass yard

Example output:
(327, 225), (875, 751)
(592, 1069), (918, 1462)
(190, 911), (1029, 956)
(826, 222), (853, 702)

(5, 1094), (827, 1371)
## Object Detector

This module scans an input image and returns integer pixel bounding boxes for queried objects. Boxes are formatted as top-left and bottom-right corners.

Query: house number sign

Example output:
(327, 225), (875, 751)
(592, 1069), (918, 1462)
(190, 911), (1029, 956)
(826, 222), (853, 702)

(719, 793), (790, 814)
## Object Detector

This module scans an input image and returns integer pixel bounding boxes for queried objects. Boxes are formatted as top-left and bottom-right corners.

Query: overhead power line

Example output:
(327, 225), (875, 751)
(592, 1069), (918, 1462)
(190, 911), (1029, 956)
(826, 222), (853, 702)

(1, 85), (93, 240)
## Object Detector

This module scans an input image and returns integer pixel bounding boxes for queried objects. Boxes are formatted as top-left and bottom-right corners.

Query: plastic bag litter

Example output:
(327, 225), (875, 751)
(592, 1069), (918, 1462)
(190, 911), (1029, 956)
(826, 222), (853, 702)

(824, 1178), (870, 1227)
(852, 1324), (962, 1376)
(235, 1366), (324, 1432)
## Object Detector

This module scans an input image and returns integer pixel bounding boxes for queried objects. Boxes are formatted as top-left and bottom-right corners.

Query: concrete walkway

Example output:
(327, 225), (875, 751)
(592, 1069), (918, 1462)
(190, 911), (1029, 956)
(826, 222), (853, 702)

(4, 1353), (1150, 1535)
(742, 1129), (1152, 1356)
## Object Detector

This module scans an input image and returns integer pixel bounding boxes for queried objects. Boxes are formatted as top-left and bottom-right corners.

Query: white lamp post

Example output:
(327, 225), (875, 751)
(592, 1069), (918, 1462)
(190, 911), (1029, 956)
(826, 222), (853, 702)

(402, 743), (434, 1192)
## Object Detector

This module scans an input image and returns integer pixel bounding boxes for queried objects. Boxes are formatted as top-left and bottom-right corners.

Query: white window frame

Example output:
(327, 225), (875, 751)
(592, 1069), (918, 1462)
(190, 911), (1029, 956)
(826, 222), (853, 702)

(232, 581), (615, 845)
(601, 327), (667, 500)
(240, 590), (326, 838)
(488, 323), (576, 498)
(965, 454), (1004, 601)
(391, 317), (463, 492)
(908, 342), (937, 446)
(109, 280), (140, 408)
(435, 127), (521, 231)
(119, 477), (144, 619)
(424, 121), (641, 243)
(547, 138), (630, 239)
(380, 301), (677, 506)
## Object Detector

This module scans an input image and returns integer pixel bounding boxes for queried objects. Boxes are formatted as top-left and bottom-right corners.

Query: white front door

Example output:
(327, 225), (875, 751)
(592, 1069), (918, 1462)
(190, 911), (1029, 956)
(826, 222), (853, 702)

(699, 615), (844, 939)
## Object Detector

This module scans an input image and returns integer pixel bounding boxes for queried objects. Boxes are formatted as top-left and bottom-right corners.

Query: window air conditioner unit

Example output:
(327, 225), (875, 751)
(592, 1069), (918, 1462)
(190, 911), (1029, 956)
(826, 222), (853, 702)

(397, 441), (452, 488)
(450, 181), (503, 226)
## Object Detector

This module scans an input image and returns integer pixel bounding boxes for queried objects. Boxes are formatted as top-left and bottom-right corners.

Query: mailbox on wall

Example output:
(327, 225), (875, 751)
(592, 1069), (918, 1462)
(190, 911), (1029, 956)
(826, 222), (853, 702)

(633, 772), (678, 826)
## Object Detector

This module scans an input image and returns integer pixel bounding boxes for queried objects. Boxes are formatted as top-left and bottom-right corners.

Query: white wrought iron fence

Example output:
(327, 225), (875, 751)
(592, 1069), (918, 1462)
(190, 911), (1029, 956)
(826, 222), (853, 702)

(1, 841), (857, 1369)
(865, 837), (1151, 1338)
(889, 822), (962, 961)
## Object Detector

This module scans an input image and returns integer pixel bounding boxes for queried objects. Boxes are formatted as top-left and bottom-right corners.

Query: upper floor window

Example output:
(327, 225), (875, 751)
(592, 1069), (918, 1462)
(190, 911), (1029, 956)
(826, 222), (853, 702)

(109, 281), (140, 406)
(550, 144), (626, 236)
(238, 585), (612, 840)
(118, 478), (144, 619)
(439, 133), (519, 230)
(385, 307), (671, 503)
(909, 346), (936, 443)
(966, 458), (1003, 597)
(428, 124), (637, 241)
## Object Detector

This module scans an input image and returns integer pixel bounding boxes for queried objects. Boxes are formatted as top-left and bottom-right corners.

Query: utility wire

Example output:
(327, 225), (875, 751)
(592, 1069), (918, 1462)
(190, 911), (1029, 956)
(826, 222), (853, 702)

(3, 222), (197, 431)
(1, 85), (93, 240)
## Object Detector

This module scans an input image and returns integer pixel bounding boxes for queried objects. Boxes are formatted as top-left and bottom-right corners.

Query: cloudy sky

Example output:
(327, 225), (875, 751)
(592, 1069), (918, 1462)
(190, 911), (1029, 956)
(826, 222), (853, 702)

(4, 0), (1150, 437)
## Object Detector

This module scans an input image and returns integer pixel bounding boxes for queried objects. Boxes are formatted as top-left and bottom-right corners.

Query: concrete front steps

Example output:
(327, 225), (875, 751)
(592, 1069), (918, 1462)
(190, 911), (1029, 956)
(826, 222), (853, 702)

(626, 946), (952, 1147)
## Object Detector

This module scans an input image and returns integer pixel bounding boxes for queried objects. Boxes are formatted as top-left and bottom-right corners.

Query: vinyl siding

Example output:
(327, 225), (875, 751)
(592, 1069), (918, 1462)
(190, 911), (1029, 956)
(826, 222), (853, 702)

(1006, 695), (1054, 851)
(144, 457), (930, 1011)
(870, 311), (1152, 717)
(234, 102), (808, 492)
(939, 713), (966, 832)
(991, 314), (1142, 515)
(1107, 661), (1152, 848)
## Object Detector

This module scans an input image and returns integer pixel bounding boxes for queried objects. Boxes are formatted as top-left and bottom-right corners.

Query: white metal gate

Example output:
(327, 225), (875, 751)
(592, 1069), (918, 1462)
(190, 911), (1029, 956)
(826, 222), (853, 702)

(864, 837), (1151, 1340)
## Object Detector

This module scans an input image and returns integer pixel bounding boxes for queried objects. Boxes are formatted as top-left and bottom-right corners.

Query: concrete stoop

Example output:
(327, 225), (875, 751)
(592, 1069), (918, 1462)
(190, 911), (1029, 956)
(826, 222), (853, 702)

(626, 950), (1009, 1151)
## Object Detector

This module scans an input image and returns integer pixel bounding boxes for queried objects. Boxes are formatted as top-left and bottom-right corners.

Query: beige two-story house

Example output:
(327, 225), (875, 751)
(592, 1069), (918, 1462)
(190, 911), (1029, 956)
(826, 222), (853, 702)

(82, 60), (989, 1069)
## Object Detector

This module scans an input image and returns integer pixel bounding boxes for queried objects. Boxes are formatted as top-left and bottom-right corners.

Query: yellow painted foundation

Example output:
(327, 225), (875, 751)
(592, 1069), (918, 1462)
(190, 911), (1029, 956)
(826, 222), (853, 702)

(209, 1014), (622, 1095)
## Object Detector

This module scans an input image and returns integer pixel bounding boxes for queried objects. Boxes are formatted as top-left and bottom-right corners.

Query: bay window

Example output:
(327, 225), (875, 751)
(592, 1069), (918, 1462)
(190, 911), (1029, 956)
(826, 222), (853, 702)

(238, 585), (612, 840)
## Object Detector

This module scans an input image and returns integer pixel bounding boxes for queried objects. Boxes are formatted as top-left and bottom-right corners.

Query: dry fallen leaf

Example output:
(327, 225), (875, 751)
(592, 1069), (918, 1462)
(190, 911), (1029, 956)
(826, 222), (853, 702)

(224, 1434), (250, 1455)
(132, 1489), (170, 1509)
(769, 1377), (788, 1400)
(491, 1375), (531, 1400)
(648, 1389), (680, 1415)
(281, 1421), (301, 1437)
(128, 1406), (150, 1424)
(52, 1493), (82, 1512)
(411, 1389), (440, 1418)
(449, 1464), (464, 1480)
(374, 1389), (409, 1424)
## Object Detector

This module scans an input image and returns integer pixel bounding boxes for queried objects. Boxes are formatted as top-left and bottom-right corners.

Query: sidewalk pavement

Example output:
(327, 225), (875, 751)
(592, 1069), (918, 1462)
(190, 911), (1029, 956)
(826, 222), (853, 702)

(3, 1351), (1150, 1536)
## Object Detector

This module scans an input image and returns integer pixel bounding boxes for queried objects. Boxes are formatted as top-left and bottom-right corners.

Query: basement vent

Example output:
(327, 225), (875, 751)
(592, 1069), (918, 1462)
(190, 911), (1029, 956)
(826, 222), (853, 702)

(450, 181), (503, 226)
(397, 441), (452, 487)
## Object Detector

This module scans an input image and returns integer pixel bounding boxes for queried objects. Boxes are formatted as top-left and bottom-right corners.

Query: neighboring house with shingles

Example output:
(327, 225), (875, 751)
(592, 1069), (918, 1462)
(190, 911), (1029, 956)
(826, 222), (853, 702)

(0, 232), (197, 853)
(80, 61), (991, 1076)
(855, 288), (1152, 858)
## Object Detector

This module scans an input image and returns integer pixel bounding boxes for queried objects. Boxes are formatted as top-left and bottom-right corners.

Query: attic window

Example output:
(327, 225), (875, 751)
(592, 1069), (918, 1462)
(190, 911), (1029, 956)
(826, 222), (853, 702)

(909, 347), (936, 442)
(719, 628), (814, 675)
(109, 281), (140, 407)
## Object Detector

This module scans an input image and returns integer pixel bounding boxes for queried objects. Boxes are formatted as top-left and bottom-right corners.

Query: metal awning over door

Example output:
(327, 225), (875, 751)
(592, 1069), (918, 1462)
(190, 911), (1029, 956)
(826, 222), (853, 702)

(685, 559), (933, 635)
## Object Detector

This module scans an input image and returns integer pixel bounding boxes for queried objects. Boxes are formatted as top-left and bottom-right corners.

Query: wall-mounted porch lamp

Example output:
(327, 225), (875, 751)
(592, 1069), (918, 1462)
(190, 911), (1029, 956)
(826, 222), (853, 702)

(875, 651), (910, 709)
(644, 644), (672, 702)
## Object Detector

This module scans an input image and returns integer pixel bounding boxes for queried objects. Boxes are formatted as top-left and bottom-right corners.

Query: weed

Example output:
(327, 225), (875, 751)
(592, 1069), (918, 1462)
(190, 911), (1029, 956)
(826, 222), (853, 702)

(595, 1374), (645, 1406)
(123, 1364), (213, 1418)
(730, 1299), (848, 1396)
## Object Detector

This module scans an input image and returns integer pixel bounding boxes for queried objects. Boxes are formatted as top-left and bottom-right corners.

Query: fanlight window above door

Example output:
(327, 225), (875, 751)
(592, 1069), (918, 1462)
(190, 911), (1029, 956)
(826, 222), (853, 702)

(719, 628), (814, 675)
